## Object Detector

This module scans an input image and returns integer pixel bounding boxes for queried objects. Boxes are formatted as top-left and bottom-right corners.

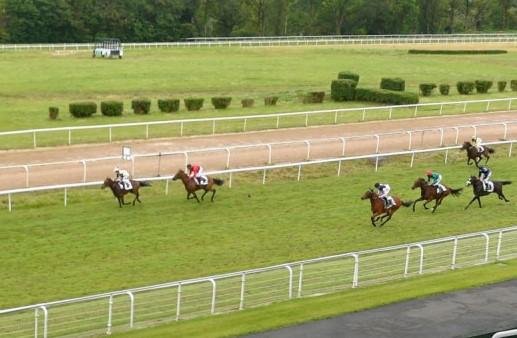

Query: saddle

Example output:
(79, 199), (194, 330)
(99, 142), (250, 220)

(483, 181), (494, 192)
(383, 196), (395, 209)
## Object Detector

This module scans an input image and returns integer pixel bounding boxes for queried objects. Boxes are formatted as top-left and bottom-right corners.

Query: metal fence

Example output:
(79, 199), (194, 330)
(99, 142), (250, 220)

(1, 120), (515, 189)
(1, 225), (516, 338)
(0, 97), (515, 150)
(2, 33), (517, 51)
(0, 139), (514, 212)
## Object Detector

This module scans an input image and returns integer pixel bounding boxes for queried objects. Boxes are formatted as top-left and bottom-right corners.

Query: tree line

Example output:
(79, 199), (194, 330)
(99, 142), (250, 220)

(0, 0), (515, 43)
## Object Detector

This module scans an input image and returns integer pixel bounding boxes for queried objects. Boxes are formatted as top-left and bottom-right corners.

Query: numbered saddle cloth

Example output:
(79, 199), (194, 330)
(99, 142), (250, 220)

(484, 181), (494, 192)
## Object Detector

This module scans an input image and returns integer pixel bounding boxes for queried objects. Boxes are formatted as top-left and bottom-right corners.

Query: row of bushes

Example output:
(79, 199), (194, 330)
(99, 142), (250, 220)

(419, 80), (517, 96)
(331, 78), (419, 105)
(62, 96), (281, 118)
(408, 49), (507, 55)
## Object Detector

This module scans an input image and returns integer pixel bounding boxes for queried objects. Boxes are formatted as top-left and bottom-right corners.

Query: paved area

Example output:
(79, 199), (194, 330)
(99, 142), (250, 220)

(248, 279), (517, 338)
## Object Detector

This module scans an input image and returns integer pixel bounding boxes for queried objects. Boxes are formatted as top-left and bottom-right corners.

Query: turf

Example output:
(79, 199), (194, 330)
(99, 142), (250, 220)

(1, 145), (516, 309)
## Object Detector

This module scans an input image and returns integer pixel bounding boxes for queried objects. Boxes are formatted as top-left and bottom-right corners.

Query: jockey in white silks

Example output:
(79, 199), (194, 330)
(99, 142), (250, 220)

(114, 167), (132, 190)
(374, 182), (394, 209)
(471, 136), (484, 154)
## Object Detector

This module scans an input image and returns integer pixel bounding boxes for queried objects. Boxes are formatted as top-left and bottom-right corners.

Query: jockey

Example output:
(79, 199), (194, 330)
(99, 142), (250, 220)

(374, 182), (393, 209)
(471, 136), (484, 154)
(187, 163), (208, 185)
(426, 170), (446, 194)
(113, 167), (132, 190)
(478, 165), (492, 191)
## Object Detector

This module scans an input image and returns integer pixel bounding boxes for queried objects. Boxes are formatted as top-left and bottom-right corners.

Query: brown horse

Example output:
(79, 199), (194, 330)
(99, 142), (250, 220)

(102, 177), (152, 208)
(411, 178), (462, 213)
(460, 141), (495, 167)
(172, 169), (224, 203)
(361, 189), (412, 227)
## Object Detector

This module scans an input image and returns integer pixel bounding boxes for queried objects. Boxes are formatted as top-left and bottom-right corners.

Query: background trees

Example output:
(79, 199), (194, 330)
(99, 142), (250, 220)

(0, 0), (515, 43)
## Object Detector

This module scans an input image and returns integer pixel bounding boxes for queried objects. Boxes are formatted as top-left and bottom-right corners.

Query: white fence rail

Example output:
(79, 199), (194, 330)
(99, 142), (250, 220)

(1, 225), (517, 338)
(2, 33), (517, 51)
(1, 120), (516, 189)
(0, 98), (515, 150)
(0, 139), (514, 212)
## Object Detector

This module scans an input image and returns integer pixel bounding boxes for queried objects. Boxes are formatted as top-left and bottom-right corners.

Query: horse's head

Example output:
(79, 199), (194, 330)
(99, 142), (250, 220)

(361, 189), (375, 200)
(172, 169), (186, 181)
(411, 178), (426, 190)
(461, 141), (472, 151)
(466, 176), (478, 186)
(101, 177), (113, 189)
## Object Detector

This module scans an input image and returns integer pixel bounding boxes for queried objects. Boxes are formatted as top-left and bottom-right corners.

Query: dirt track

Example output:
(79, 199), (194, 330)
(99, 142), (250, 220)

(0, 111), (516, 190)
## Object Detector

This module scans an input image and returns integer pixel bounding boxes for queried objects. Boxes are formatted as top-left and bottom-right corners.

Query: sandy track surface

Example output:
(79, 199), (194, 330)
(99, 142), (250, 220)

(0, 111), (515, 190)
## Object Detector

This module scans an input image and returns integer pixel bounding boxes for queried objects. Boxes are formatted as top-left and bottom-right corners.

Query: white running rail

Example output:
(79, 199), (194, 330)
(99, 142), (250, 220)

(1, 225), (516, 337)
(0, 98), (515, 149)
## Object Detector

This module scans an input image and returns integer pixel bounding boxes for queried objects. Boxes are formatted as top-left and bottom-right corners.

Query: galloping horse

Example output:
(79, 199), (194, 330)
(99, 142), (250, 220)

(172, 169), (224, 203)
(102, 178), (151, 208)
(411, 178), (462, 213)
(465, 176), (511, 209)
(460, 141), (495, 167)
(361, 189), (412, 227)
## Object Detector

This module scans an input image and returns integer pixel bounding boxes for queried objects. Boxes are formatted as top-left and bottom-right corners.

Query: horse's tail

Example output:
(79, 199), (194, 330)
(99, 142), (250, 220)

(138, 181), (152, 187)
(501, 181), (512, 186)
(450, 188), (463, 197)
(401, 200), (413, 207)
(487, 147), (495, 154)
(213, 178), (224, 186)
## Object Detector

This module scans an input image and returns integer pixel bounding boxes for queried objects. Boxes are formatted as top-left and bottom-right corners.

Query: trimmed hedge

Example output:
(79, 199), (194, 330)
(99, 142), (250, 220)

(419, 83), (437, 97)
(184, 98), (204, 111)
(497, 81), (507, 92)
(337, 71), (360, 83)
(456, 81), (475, 95)
(158, 99), (180, 113)
(380, 78), (405, 91)
(511, 80), (517, 91)
(408, 49), (507, 55)
(331, 79), (357, 101)
(211, 97), (232, 109)
(101, 101), (123, 116)
(304, 91), (325, 104)
(241, 98), (255, 108)
(69, 102), (97, 118)
(131, 99), (151, 114)
(48, 107), (59, 120)
(475, 80), (493, 94)
(439, 84), (450, 95)
(264, 96), (279, 106)
(355, 88), (419, 105)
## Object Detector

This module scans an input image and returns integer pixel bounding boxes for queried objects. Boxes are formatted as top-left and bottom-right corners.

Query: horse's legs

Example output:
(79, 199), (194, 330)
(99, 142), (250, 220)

(379, 214), (392, 227)
(412, 198), (423, 212)
(485, 155), (490, 164)
(423, 199), (432, 209)
(371, 216), (377, 227)
(477, 196), (482, 208)
(187, 192), (192, 200)
(498, 191), (510, 202)
(121, 196), (130, 205)
(211, 189), (216, 202)
(201, 189), (209, 201)
(192, 192), (201, 203)
(118, 197), (123, 208)
(465, 196), (478, 210)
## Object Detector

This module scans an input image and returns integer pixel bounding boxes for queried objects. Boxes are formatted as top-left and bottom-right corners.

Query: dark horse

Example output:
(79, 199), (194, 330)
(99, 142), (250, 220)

(102, 178), (152, 207)
(460, 141), (495, 167)
(172, 169), (224, 203)
(361, 189), (412, 227)
(411, 178), (462, 213)
(465, 176), (511, 209)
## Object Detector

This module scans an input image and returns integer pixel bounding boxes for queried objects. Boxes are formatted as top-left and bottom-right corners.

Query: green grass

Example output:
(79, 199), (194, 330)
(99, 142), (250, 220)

(1, 146), (516, 310)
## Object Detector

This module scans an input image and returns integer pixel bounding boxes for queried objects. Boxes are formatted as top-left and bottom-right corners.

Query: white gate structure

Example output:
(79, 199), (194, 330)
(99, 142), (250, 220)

(0, 98), (515, 149)
(0, 120), (516, 190)
(1, 225), (516, 337)
(0, 139), (514, 212)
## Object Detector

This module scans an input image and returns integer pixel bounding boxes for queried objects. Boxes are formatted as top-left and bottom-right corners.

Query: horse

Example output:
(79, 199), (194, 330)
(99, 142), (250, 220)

(102, 177), (152, 208)
(172, 169), (224, 203)
(460, 141), (495, 167)
(464, 176), (511, 209)
(361, 189), (412, 227)
(411, 178), (462, 213)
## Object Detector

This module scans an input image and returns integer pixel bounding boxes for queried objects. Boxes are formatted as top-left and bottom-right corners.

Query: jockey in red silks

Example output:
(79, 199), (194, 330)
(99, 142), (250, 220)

(187, 163), (208, 185)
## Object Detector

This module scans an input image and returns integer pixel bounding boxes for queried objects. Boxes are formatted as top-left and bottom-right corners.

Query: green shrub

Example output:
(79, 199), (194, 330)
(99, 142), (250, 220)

(241, 98), (254, 108)
(511, 80), (517, 91)
(184, 98), (204, 111)
(337, 71), (360, 83)
(456, 81), (475, 95)
(408, 49), (507, 55)
(304, 91), (325, 104)
(355, 88), (419, 105)
(264, 96), (279, 106)
(331, 79), (357, 101)
(158, 99), (180, 113)
(497, 81), (507, 92)
(131, 99), (151, 114)
(439, 84), (450, 95)
(101, 101), (124, 116)
(48, 106), (59, 120)
(419, 83), (437, 97)
(475, 80), (493, 94)
(69, 102), (97, 118)
(211, 97), (232, 109)
(380, 78), (405, 91)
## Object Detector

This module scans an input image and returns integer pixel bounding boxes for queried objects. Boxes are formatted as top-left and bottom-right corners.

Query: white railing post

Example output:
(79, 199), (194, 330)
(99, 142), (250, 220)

(8, 193), (12, 212)
(508, 98), (513, 111)
(297, 165), (302, 181)
(239, 273), (246, 310)
(340, 137), (347, 156)
(413, 105), (418, 117)
(482, 233), (490, 263)
(404, 246), (411, 276)
(109, 127), (112, 143)
(64, 188), (68, 207)
(486, 101), (490, 111)
(145, 125), (149, 139)
(267, 144), (272, 164)
(375, 135), (380, 153)
(451, 238), (458, 269)
(68, 129), (72, 145)
(444, 149), (449, 164)
(243, 118), (247, 132)
(496, 231), (503, 260)
(388, 107), (392, 120)
(509, 142), (513, 157)
(33, 131), (37, 148)
(439, 128), (444, 146)
(407, 131), (413, 150)
(34, 307), (38, 338)
(337, 160), (342, 176)
(417, 244), (424, 274)
(229, 172), (233, 188)
(81, 160), (87, 183)
(305, 113), (309, 127)
(439, 104), (443, 115)
(305, 141), (311, 160)
(209, 279), (216, 314)
(361, 109), (366, 121)
(180, 121), (184, 136)
(334, 111), (338, 124)
(126, 291), (134, 328)
(225, 148), (231, 169)
(276, 116), (280, 129)
(285, 266), (293, 299)
(374, 156), (379, 172)
(176, 283), (182, 321)
(23, 165), (29, 188)
(297, 263), (304, 298)
(36, 306), (48, 338)
(262, 169), (267, 184)
(454, 127), (460, 144)
(463, 102), (467, 113)
(212, 120), (216, 135)
(106, 295), (113, 335)
(503, 123), (508, 140)
(165, 179), (169, 195)
(352, 254), (359, 288)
